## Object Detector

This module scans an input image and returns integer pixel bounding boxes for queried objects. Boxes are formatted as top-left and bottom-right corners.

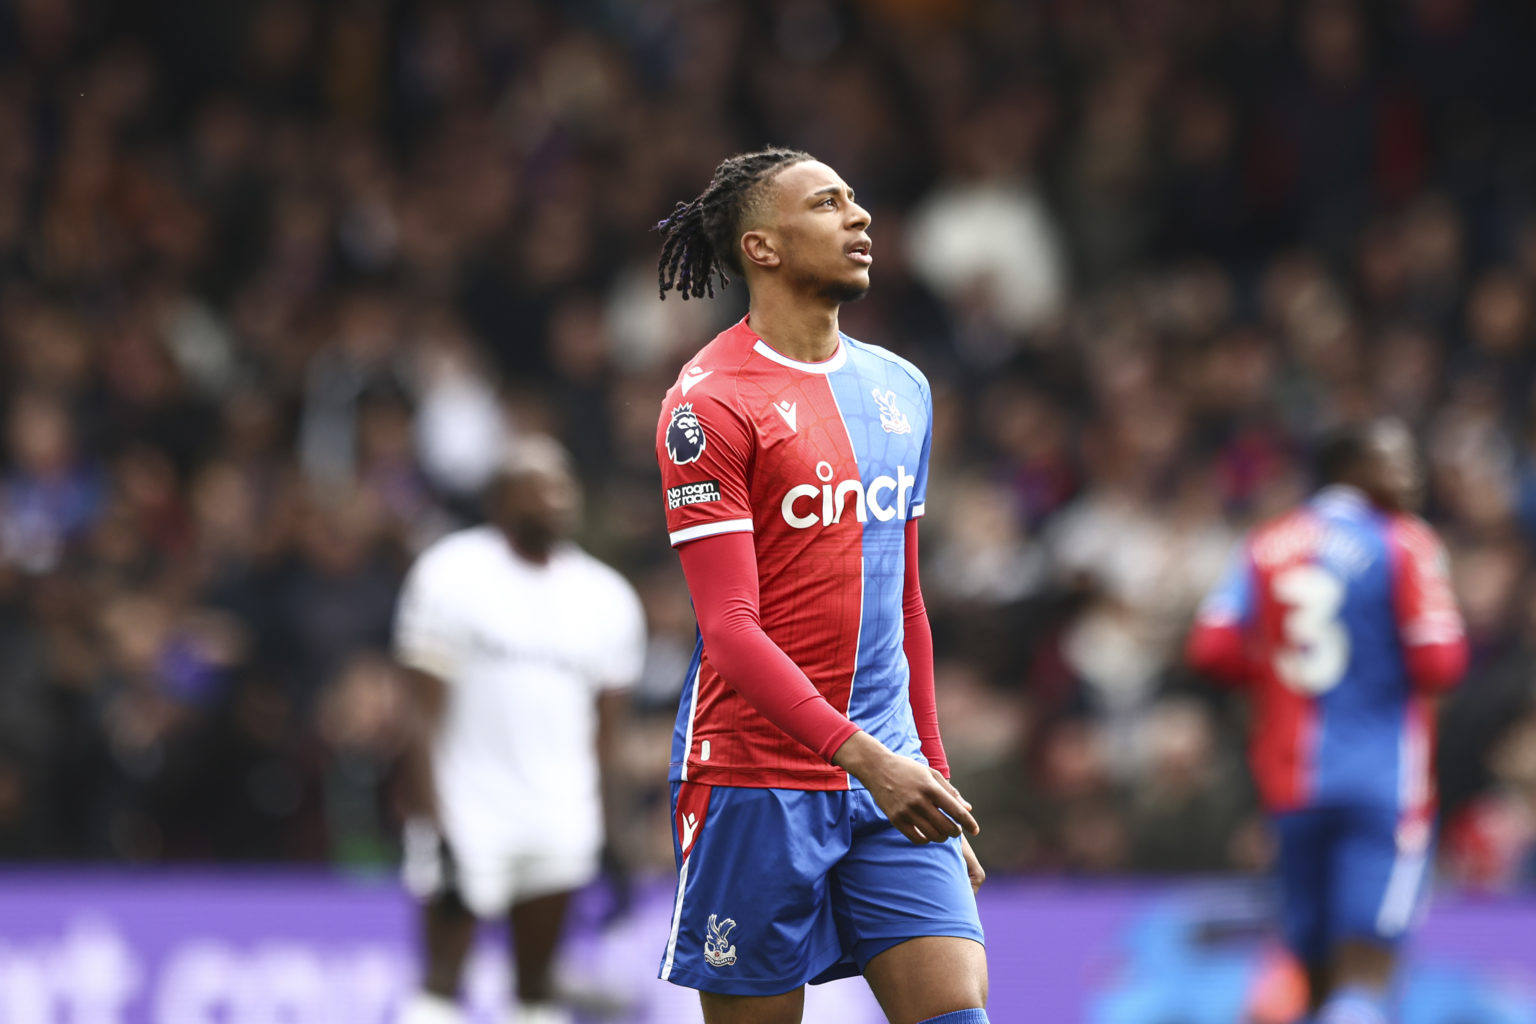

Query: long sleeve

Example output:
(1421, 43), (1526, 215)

(1389, 518), (1468, 694)
(902, 517), (948, 777)
(1185, 619), (1252, 685)
(676, 531), (860, 762)
(1186, 539), (1258, 685)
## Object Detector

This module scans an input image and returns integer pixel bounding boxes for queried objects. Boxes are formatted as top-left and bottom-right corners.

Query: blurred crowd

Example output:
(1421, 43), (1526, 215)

(3, 0), (1536, 888)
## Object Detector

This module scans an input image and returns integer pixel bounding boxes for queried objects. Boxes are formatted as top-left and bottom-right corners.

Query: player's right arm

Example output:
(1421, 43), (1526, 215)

(658, 382), (976, 844)
(397, 667), (447, 824)
(392, 549), (459, 825)
(1186, 539), (1258, 684)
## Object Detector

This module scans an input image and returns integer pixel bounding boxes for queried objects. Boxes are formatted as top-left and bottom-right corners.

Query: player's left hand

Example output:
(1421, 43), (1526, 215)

(959, 834), (985, 893)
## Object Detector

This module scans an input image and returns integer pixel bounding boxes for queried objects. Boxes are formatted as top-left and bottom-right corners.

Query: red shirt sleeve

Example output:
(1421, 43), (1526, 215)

(1389, 517), (1468, 693)
(1185, 619), (1251, 685)
(902, 517), (948, 777)
(657, 385), (756, 546)
(676, 531), (860, 762)
(1185, 539), (1258, 685)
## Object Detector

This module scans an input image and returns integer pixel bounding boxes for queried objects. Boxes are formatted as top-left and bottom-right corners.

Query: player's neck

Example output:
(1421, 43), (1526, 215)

(499, 525), (555, 566)
(747, 298), (841, 365)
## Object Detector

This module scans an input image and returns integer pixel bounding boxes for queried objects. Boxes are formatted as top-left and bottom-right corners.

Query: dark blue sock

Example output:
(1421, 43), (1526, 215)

(917, 1011), (989, 1024)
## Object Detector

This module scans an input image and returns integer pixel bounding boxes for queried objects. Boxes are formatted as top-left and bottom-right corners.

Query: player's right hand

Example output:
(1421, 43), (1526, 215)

(833, 732), (980, 844)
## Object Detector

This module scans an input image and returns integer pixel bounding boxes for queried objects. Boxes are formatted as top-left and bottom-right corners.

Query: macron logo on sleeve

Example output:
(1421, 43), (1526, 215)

(680, 366), (712, 395)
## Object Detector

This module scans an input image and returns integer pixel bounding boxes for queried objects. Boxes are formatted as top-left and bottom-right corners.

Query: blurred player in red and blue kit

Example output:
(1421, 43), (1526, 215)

(1188, 420), (1468, 1024)
(651, 148), (988, 1024)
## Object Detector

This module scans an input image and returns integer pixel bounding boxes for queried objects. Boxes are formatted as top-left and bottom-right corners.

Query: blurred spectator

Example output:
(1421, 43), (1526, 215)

(1126, 699), (1251, 875)
(905, 90), (1065, 361)
(1442, 700), (1536, 891)
(1, 390), (105, 574)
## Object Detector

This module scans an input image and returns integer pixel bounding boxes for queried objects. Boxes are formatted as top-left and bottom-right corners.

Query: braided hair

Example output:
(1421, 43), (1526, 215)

(655, 147), (814, 300)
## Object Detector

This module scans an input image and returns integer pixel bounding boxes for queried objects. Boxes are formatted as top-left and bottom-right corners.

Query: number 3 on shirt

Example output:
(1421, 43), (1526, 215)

(1272, 565), (1350, 695)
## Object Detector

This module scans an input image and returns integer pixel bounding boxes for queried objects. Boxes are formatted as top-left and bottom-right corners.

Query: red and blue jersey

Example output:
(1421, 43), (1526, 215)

(1190, 486), (1466, 815)
(655, 318), (932, 790)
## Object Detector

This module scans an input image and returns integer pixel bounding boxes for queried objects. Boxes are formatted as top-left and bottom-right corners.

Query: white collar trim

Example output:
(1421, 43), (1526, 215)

(750, 335), (847, 374)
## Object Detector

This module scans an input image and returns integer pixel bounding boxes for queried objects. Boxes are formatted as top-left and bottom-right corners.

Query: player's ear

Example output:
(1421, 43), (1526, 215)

(740, 229), (780, 270)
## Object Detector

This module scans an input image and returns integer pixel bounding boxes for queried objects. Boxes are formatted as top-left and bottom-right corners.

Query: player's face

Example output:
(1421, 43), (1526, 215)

(1365, 420), (1422, 512)
(498, 457), (581, 554)
(764, 161), (873, 303)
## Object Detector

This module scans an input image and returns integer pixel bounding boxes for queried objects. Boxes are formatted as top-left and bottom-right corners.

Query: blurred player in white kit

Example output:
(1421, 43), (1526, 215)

(393, 436), (646, 1024)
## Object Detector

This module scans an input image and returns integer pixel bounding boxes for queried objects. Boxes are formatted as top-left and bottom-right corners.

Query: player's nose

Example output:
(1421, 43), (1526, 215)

(847, 200), (871, 231)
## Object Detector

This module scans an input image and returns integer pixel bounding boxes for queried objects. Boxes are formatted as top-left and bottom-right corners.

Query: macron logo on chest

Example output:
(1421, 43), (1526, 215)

(773, 400), (797, 432)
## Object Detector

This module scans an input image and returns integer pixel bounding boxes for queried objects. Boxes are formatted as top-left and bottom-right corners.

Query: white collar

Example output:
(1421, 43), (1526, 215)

(746, 319), (848, 374)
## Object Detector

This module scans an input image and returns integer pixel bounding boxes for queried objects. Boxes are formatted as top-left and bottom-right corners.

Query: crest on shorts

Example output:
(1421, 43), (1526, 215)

(872, 388), (911, 434)
(703, 913), (738, 967)
(667, 403), (707, 466)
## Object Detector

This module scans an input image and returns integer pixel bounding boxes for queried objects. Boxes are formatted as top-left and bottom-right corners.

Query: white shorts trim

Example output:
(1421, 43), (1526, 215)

(659, 853), (692, 981)
(1375, 848), (1429, 937)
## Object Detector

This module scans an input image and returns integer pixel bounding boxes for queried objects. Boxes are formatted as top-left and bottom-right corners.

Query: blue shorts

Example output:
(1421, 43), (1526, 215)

(657, 781), (985, 996)
(1272, 804), (1434, 964)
